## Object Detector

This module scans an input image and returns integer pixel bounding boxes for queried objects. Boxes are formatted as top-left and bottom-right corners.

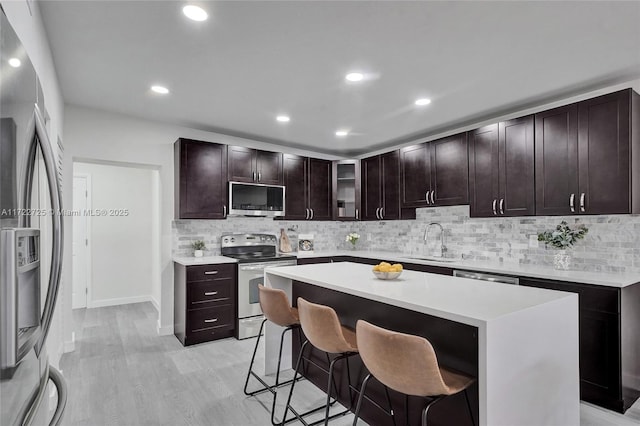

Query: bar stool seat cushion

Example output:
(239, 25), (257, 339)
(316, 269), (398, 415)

(297, 298), (358, 354)
(258, 285), (300, 327)
(356, 320), (474, 397)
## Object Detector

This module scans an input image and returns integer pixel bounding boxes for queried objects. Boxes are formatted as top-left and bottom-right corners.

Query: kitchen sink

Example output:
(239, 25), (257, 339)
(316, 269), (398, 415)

(406, 256), (462, 263)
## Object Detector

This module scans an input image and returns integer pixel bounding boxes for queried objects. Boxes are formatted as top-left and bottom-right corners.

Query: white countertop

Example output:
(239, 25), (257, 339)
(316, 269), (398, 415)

(265, 262), (576, 327)
(172, 255), (238, 266)
(297, 250), (640, 288)
(172, 250), (640, 287)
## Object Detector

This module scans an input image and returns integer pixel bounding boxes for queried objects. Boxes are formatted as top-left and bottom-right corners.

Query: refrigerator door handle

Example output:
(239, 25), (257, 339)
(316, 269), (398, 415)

(47, 366), (68, 426)
(20, 105), (64, 356)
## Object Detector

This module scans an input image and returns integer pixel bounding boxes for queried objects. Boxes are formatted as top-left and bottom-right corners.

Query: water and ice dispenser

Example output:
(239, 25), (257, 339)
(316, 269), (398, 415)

(0, 228), (41, 372)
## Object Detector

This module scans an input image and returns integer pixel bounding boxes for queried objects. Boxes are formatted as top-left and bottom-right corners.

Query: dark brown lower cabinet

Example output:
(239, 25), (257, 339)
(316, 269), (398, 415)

(174, 262), (237, 346)
(520, 278), (640, 413)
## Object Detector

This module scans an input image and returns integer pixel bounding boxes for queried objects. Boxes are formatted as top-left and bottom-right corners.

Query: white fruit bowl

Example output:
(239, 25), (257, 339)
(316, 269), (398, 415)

(372, 270), (402, 280)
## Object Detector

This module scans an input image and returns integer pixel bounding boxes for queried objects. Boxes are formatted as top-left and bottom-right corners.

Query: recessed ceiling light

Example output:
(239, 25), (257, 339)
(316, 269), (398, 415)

(276, 115), (290, 123)
(345, 72), (364, 82)
(415, 98), (432, 106)
(8, 58), (21, 68)
(183, 5), (208, 21)
(151, 85), (170, 94)
(335, 130), (349, 137)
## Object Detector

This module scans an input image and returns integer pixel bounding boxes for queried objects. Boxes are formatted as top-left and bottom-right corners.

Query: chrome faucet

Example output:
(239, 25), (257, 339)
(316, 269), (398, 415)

(424, 222), (447, 258)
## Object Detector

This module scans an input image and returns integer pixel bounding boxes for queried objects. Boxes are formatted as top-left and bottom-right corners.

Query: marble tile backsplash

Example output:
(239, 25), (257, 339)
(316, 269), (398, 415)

(173, 205), (640, 273)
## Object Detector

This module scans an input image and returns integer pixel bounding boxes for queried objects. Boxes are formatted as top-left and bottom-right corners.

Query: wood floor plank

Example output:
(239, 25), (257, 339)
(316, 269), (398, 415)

(59, 302), (639, 426)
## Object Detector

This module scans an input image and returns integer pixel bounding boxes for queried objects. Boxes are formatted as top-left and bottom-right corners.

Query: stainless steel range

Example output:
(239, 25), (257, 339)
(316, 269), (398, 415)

(221, 233), (297, 339)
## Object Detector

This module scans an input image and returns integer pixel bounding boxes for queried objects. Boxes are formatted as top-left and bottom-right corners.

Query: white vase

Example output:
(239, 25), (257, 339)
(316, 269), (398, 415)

(194, 250), (203, 258)
(553, 250), (571, 270)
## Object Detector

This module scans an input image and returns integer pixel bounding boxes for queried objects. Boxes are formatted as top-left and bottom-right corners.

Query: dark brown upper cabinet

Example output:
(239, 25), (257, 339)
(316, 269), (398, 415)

(535, 104), (579, 216)
(281, 154), (332, 221)
(536, 89), (640, 215)
(400, 132), (469, 208)
(362, 150), (414, 221)
(577, 89), (637, 214)
(227, 146), (283, 185)
(174, 139), (228, 219)
(332, 160), (361, 221)
(469, 116), (535, 217)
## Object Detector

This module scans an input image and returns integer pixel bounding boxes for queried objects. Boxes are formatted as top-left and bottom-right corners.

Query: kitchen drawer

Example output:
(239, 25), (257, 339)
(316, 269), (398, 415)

(187, 305), (234, 333)
(187, 280), (233, 308)
(186, 263), (235, 282)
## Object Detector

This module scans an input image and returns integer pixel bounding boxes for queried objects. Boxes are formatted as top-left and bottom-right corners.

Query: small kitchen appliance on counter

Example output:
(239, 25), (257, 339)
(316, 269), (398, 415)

(221, 233), (296, 339)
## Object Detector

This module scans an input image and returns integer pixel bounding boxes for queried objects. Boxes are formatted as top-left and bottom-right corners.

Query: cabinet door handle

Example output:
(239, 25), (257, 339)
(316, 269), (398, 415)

(580, 193), (586, 212)
(431, 191), (436, 205)
(499, 198), (505, 215)
(305, 208), (309, 220)
(258, 172), (261, 182)
(425, 192), (430, 205)
(204, 318), (218, 323)
(355, 208), (359, 220)
(204, 291), (218, 296)
(204, 271), (218, 275)
(310, 208), (314, 220)
(223, 205), (227, 218)
(252, 171), (256, 181)
(377, 207), (382, 219)
(492, 199), (497, 215)
(380, 207), (384, 219)
(569, 193), (575, 213)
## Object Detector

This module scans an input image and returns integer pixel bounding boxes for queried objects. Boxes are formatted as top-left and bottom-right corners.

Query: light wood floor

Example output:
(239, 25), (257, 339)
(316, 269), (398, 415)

(60, 303), (640, 426)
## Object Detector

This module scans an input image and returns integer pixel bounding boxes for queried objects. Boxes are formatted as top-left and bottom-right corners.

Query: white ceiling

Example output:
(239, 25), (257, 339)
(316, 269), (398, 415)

(40, 1), (640, 155)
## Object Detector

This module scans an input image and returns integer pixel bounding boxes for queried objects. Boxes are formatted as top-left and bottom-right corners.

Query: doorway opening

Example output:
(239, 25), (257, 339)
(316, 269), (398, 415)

(72, 160), (161, 311)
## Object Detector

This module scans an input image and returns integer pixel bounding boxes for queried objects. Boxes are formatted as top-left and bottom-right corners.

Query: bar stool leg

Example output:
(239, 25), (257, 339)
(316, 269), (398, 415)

(384, 386), (396, 426)
(243, 319), (268, 396)
(463, 389), (475, 426)
(420, 396), (444, 426)
(281, 340), (310, 426)
(352, 373), (372, 426)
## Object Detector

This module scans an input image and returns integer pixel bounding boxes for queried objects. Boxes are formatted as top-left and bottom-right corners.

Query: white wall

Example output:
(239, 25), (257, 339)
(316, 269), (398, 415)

(73, 162), (156, 308)
(2, 1), (71, 366)
(63, 104), (341, 335)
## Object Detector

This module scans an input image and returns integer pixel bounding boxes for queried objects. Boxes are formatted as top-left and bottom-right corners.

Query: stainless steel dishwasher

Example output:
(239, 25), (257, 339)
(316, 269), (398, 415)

(453, 270), (520, 285)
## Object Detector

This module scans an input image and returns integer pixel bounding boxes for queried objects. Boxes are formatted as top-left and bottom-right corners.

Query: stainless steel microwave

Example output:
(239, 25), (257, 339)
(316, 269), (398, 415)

(228, 181), (285, 217)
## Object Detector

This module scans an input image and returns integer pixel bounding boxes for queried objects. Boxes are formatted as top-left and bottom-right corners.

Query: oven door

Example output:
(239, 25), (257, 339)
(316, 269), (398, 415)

(237, 261), (296, 319)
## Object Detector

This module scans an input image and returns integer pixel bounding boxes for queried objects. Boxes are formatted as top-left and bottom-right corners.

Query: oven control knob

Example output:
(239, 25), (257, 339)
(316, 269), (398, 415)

(223, 238), (228, 243)
(230, 237), (235, 242)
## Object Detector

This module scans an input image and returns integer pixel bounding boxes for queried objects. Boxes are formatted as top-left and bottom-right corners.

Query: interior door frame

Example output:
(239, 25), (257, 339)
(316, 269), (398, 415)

(72, 172), (92, 309)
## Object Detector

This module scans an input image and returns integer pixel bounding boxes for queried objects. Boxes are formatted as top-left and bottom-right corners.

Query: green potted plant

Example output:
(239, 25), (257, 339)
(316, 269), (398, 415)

(537, 221), (588, 270)
(192, 240), (206, 258)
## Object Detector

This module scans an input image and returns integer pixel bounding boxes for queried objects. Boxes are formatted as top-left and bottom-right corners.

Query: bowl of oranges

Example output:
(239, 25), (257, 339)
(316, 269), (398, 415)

(372, 262), (403, 280)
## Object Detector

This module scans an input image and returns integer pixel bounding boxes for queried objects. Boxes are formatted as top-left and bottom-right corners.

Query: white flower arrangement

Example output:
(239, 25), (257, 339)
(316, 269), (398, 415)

(346, 232), (360, 246)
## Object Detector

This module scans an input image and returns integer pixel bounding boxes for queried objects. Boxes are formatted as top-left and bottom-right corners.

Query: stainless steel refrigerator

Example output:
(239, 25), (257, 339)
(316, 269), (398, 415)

(1, 8), (67, 426)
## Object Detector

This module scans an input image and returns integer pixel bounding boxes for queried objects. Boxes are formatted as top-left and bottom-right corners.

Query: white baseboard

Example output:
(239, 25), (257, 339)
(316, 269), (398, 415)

(150, 296), (160, 312)
(157, 319), (173, 336)
(63, 332), (75, 353)
(88, 295), (153, 309)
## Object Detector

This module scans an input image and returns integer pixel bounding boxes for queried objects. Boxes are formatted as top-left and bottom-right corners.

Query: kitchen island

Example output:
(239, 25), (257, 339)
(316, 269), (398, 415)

(264, 262), (579, 426)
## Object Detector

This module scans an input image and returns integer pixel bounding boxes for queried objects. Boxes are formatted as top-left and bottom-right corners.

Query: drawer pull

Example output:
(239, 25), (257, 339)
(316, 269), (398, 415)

(204, 291), (218, 296)
(204, 271), (218, 275)
(204, 318), (218, 323)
